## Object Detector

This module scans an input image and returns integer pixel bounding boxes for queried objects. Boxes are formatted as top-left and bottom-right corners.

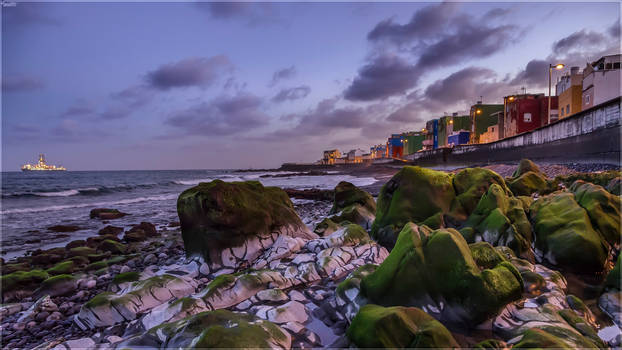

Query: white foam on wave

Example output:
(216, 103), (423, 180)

(1, 194), (178, 215)
(33, 189), (80, 197)
(173, 176), (244, 186)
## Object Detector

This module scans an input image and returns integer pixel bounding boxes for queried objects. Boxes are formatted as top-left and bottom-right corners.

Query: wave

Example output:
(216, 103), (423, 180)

(1, 194), (178, 215)
(2, 183), (163, 198)
(172, 176), (244, 186)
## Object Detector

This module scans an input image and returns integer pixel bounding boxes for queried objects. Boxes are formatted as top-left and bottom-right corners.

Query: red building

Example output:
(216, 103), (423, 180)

(503, 93), (558, 138)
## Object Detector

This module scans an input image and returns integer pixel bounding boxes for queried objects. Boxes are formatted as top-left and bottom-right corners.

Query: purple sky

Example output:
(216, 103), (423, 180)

(2, 1), (620, 170)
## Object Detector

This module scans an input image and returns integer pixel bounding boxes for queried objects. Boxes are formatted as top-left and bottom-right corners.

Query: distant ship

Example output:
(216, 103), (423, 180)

(21, 154), (67, 171)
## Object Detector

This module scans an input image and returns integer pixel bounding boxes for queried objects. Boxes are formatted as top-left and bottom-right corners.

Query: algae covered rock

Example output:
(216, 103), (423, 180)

(177, 180), (314, 263)
(606, 177), (621, 195)
(530, 192), (608, 273)
(347, 304), (459, 348)
(512, 159), (541, 177)
(508, 171), (551, 196)
(119, 309), (291, 349)
(331, 181), (376, 214)
(462, 183), (533, 260)
(90, 208), (127, 220)
(606, 254), (621, 290)
(330, 203), (376, 231)
(313, 218), (340, 236)
(34, 274), (77, 298)
(512, 326), (604, 349)
(371, 167), (459, 247)
(1, 270), (49, 296)
(570, 180), (621, 247)
(452, 167), (510, 216)
(361, 223), (523, 325)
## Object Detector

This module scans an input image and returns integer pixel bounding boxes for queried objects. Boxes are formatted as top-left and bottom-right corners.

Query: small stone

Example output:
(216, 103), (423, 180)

(35, 311), (50, 322)
(236, 300), (252, 310)
(106, 335), (123, 344)
(26, 321), (37, 330)
(267, 301), (308, 324)
(119, 265), (131, 274)
(40, 320), (56, 329)
(143, 254), (157, 265)
(64, 337), (96, 349)
(283, 321), (305, 334)
(46, 311), (63, 321)
(289, 290), (306, 302)
(157, 253), (167, 259)
(257, 289), (289, 302)
(85, 280), (97, 289)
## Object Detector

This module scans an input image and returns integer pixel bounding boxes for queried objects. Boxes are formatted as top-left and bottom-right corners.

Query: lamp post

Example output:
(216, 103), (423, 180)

(548, 63), (565, 125)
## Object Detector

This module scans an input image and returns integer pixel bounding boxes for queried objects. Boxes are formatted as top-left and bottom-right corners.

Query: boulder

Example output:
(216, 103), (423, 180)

(452, 167), (510, 216)
(570, 180), (621, 247)
(34, 274), (77, 298)
(127, 222), (157, 237)
(313, 218), (340, 237)
(347, 304), (459, 348)
(75, 274), (196, 329)
(98, 240), (127, 254)
(48, 225), (82, 232)
(117, 309), (291, 349)
(330, 181), (376, 214)
(46, 261), (75, 276)
(177, 180), (315, 265)
(512, 326), (604, 349)
(508, 171), (551, 196)
(606, 254), (621, 290)
(90, 208), (128, 220)
(67, 246), (97, 257)
(329, 204), (375, 231)
(512, 159), (541, 177)
(361, 223), (523, 325)
(371, 166), (460, 248)
(462, 183), (533, 260)
(65, 240), (86, 249)
(98, 225), (123, 236)
(530, 192), (608, 273)
(1, 270), (49, 295)
(606, 177), (621, 195)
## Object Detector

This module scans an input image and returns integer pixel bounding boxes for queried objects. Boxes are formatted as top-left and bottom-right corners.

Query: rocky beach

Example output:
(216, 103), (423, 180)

(1, 160), (621, 349)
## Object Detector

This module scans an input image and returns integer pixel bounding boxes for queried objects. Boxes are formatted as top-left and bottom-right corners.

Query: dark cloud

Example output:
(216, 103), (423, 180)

(2, 75), (44, 93)
(195, 2), (283, 26)
(367, 2), (457, 44)
(271, 85), (311, 103)
(510, 59), (548, 88)
(414, 17), (518, 71)
(484, 7), (511, 19)
(552, 29), (607, 56)
(609, 19), (621, 38)
(165, 93), (268, 136)
(2, 3), (61, 29)
(386, 101), (426, 123)
(146, 56), (233, 90)
(269, 66), (296, 86)
(110, 85), (154, 109)
(344, 54), (417, 101)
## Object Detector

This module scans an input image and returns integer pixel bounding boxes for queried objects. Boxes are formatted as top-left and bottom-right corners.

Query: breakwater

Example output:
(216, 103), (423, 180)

(407, 97), (621, 167)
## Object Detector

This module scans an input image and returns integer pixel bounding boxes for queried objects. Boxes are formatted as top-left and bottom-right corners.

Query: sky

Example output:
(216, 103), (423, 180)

(2, 1), (620, 170)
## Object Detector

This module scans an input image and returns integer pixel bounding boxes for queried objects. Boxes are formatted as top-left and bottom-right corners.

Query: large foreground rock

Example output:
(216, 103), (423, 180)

(530, 191), (608, 273)
(347, 304), (459, 348)
(361, 223), (523, 325)
(570, 180), (621, 248)
(371, 167), (460, 247)
(331, 181), (376, 214)
(118, 309), (291, 349)
(177, 180), (316, 267)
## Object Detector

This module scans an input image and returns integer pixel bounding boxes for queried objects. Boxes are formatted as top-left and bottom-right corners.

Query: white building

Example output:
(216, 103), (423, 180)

(582, 54), (621, 110)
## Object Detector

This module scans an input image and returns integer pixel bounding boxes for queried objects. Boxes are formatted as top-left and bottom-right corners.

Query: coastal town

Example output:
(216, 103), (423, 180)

(320, 54), (621, 165)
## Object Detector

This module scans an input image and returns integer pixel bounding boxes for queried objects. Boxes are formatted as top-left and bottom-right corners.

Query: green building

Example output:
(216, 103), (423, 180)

(470, 104), (503, 143)
(437, 114), (471, 147)
(403, 133), (425, 154)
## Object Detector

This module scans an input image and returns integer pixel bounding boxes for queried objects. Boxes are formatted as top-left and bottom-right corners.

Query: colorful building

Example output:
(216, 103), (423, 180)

(556, 66), (583, 120)
(322, 149), (341, 165)
(469, 103), (503, 143)
(437, 113), (471, 148)
(503, 93), (558, 138)
(480, 124), (500, 143)
(447, 131), (470, 146)
(388, 134), (404, 158)
(370, 144), (387, 158)
(582, 54), (621, 110)
(422, 119), (439, 150)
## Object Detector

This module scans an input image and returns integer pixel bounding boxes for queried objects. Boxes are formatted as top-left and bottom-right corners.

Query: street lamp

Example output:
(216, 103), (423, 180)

(548, 63), (565, 124)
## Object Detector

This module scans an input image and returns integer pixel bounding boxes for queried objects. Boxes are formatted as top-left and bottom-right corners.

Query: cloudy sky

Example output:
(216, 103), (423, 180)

(2, 1), (620, 170)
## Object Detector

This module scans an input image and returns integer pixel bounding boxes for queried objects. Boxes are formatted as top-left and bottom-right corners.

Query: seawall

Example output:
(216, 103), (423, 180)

(407, 97), (621, 168)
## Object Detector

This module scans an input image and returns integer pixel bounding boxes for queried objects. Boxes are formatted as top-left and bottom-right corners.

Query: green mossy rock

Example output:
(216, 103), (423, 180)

(85, 261), (108, 271)
(530, 192), (608, 273)
(508, 171), (551, 196)
(606, 177), (621, 195)
(98, 239), (127, 255)
(122, 309), (291, 348)
(512, 159), (541, 177)
(361, 223), (523, 325)
(554, 170), (621, 188)
(1, 262), (31, 275)
(462, 183), (533, 260)
(331, 181), (376, 214)
(177, 180), (307, 261)
(1, 270), (49, 294)
(570, 180), (621, 247)
(513, 326), (603, 349)
(313, 218), (340, 236)
(473, 339), (508, 349)
(452, 167), (510, 216)
(336, 263), (377, 297)
(469, 242), (507, 270)
(330, 204), (375, 231)
(68, 247), (97, 257)
(371, 167), (460, 247)
(605, 254), (620, 290)
(46, 261), (75, 275)
(347, 304), (459, 348)
(112, 271), (140, 284)
(34, 274), (77, 298)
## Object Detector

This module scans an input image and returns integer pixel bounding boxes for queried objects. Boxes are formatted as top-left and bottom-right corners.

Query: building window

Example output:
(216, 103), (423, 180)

(561, 109), (564, 116)
(585, 95), (590, 105)
(523, 113), (532, 122)
(614, 62), (621, 69)
(566, 105), (570, 115)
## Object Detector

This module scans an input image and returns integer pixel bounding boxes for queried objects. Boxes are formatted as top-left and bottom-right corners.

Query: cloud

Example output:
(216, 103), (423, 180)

(269, 66), (296, 86)
(195, 2), (283, 26)
(60, 105), (94, 118)
(146, 56), (233, 90)
(344, 54), (417, 101)
(165, 93), (268, 136)
(552, 29), (607, 56)
(609, 19), (621, 38)
(110, 85), (154, 109)
(2, 75), (44, 93)
(2, 3), (61, 29)
(367, 2), (458, 44)
(271, 85), (311, 103)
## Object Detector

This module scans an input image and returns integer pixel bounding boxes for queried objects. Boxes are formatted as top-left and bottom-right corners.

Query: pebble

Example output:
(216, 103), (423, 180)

(120, 265), (131, 274)
(36, 311), (50, 322)
(84, 280), (97, 289)
(144, 254), (157, 265)
(47, 311), (63, 321)
(12, 322), (25, 331)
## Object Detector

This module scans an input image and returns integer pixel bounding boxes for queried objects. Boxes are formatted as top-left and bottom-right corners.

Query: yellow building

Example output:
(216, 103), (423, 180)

(556, 67), (582, 119)
(480, 124), (500, 143)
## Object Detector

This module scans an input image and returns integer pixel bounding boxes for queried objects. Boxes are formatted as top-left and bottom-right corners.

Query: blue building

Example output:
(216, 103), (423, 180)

(447, 131), (471, 146)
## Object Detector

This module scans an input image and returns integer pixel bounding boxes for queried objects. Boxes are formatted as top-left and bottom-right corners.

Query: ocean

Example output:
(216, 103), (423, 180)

(0, 170), (377, 259)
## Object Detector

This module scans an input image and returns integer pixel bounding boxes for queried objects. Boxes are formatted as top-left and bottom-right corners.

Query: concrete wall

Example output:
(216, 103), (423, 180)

(407, 97), (621, 167)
